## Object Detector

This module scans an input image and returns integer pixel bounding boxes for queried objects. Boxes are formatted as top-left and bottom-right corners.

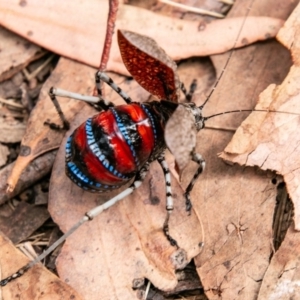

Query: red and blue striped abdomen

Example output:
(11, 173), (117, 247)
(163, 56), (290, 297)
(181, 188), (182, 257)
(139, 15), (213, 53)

(65, 101), (175, 192)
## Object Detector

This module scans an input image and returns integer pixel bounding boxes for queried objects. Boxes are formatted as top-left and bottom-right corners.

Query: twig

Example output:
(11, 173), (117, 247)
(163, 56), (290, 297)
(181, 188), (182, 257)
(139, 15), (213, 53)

(0, 97), (24, 109)
(99, 0), (119, 72)
(143, 281), (151, 300)
(95, 0), (119, 97)
(23, 54), (55, 81)
(159, 0), (225, 18)
(219, 0), (235, 5)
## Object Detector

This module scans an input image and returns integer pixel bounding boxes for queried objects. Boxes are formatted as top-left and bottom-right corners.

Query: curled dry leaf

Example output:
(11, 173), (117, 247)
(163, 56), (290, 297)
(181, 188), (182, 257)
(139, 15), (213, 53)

(0, 0), (283, 75)
(165, 105), (197, 174)
(220, 2), (300, 230)
(0, 233), (83, 300)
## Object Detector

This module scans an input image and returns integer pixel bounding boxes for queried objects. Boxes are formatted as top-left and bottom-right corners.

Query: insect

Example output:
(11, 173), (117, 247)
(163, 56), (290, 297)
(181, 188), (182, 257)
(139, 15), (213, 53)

(51, 30), (206, 244)
(0, 28), (207, 287)
(0, 1), (288, 290)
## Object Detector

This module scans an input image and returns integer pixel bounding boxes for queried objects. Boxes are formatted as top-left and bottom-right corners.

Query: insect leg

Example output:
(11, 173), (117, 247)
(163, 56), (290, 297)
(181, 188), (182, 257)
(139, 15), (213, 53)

(184, 152), (205, 212)
(157, 154), (179, 248)
(44, 87), (71, 130)
(180, 79), (197, 102)
(95, 71), (133, 104)
(45, 85), (114, 130)
(0, 163), (150, 287)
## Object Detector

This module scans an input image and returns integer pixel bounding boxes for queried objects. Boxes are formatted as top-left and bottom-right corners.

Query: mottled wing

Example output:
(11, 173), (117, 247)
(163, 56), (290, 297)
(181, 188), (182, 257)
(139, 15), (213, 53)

(165, 105), (197, 174)
(117, 30), (180, 103)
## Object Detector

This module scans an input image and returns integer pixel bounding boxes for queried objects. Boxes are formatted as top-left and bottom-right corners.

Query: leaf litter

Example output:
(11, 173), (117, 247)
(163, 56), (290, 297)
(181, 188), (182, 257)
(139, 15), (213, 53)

(221, 1), (300, 230)
(220, 3), (300, 299)
(0, 12), (82, 300)
(0, 0), (298, 299)
(0, 0), (283, 75)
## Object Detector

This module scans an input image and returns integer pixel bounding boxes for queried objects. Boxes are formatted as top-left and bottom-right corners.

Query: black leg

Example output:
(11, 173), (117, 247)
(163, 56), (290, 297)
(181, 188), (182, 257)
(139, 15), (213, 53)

(95, 71), (132, 104)
(184, 152), (205, 212)
(44, 87), (70, 130)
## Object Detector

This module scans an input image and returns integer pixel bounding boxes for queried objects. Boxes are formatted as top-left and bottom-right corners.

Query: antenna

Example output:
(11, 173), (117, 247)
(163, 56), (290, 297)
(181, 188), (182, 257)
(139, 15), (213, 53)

(199, 2), (252, 109)
(204, 109), (300, 122)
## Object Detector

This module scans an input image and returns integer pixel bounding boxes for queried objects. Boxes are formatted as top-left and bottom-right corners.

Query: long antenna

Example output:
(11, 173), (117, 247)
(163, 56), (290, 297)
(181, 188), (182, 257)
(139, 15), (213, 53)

(199, 1), (253, 109)
(204, 109), (300, 121)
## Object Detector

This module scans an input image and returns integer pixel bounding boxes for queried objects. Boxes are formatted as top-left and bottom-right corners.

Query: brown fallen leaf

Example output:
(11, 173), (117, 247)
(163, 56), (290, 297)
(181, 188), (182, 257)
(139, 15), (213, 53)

(0, 117), (26, 143)
(0, 232), (83, 300)
(0, 201), (50, 244)
(0, 0), (283, 75)
(257, 226), (300, 299)
(220, 2), (300, 230)
(0, 26), (41, 82)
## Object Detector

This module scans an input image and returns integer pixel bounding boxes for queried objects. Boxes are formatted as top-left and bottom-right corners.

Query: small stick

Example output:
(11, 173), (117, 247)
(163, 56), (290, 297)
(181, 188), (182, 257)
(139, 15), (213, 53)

(0, 97), (24, 109)
(99, 0), (119, 72)
(94, 0), (119, 97)
(159, 0), (225, 18)
(23, 54), (55, 81)
(219, 0), (235, 5)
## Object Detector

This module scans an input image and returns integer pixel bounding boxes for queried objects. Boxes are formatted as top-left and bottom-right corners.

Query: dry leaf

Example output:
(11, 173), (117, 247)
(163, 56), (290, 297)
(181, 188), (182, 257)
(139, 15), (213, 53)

(257, 226), (300, 299)
(0, 118), (26, 143)
(0, 201), (50, 244)
(0, 0), (283, 75)
(221, 3), (300, 230)
(0, 232), (83, 300)
(0, 26), (41, 82)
